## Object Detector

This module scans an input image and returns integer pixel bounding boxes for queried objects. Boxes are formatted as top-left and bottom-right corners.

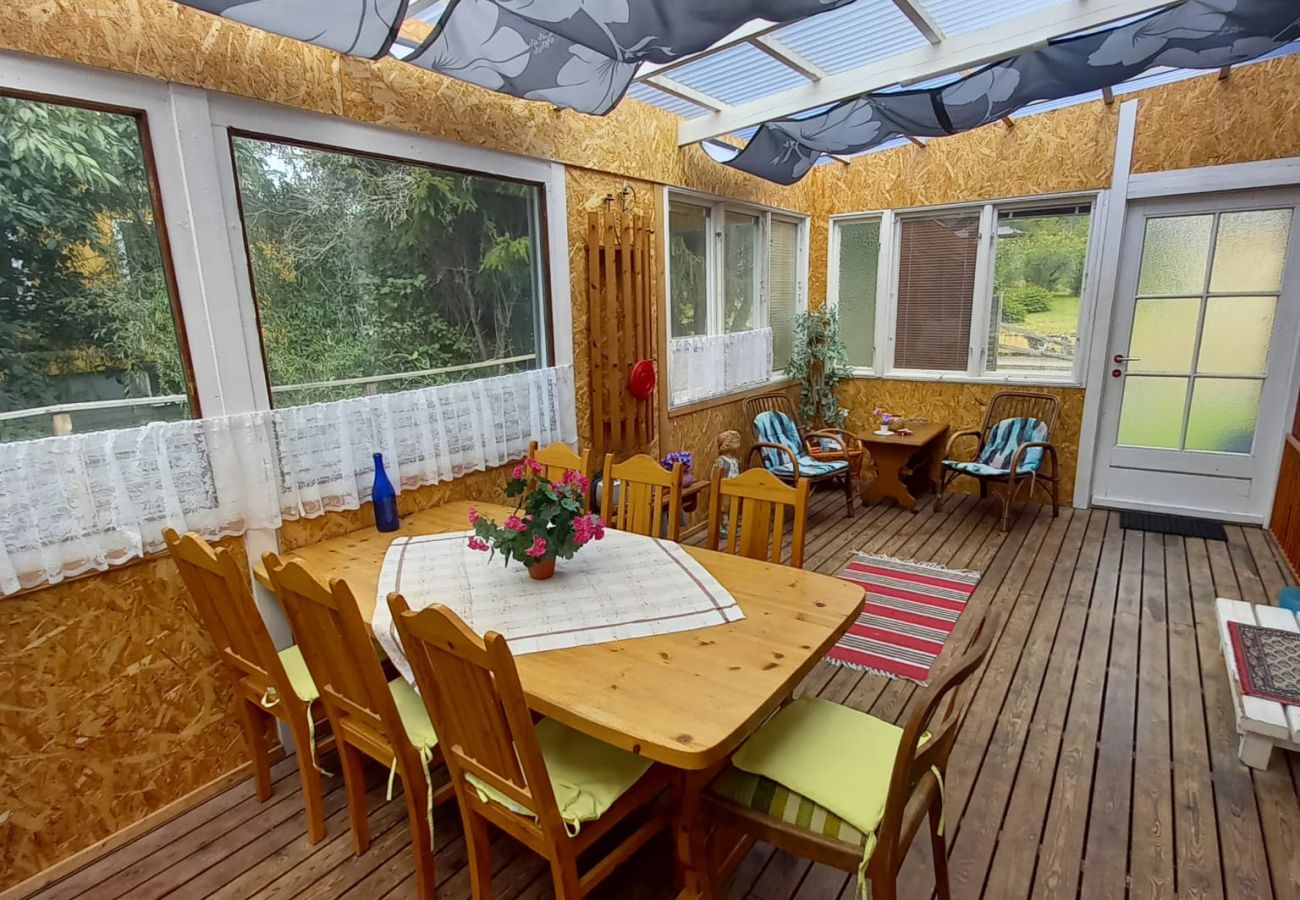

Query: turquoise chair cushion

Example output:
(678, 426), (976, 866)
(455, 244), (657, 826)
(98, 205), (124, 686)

(753, 411), (849, 478)
(942, 416), (1049, 477)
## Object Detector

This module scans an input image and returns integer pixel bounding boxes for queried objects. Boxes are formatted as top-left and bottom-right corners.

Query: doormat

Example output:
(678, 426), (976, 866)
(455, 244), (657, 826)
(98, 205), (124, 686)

(1119, 511), (1227, 541)
(831, 552), (980, 685)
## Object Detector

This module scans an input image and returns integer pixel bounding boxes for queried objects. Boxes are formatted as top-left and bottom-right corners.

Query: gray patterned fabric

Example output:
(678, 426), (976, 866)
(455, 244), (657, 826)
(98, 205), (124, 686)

(174, 0), (854, 113)
(712, 0), (1300, 183)
(178, 0), (410, 57)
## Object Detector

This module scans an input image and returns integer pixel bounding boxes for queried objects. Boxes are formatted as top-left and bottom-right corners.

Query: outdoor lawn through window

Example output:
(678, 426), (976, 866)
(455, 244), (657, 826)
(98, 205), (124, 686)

(231, 136), (547, 407)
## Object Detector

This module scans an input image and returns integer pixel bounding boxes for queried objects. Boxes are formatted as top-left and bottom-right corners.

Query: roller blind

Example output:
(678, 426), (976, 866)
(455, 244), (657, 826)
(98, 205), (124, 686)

(894, 214), (980, 371)
(769, 218), (800, 370)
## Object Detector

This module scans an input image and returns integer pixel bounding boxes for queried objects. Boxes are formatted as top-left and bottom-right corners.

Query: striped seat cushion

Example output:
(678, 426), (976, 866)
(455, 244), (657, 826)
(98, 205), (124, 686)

(710, 766), (869, 846)
(752, 411), (848, 478)
(771, 457), (849, 478)
(942, 416), (1049, 477)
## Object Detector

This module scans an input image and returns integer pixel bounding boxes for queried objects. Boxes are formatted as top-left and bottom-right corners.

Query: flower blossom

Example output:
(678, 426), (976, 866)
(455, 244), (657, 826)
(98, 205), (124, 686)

(573, 514), (606, 546)
(511, 464), (525, 480)
(504, 515), (527, 533)
(525, 534), (549, 559)
(467, 505), (480, 525)
(526, 458), (544, 474)
(467, 536), (489, 552)
(560, 468), (590, 494)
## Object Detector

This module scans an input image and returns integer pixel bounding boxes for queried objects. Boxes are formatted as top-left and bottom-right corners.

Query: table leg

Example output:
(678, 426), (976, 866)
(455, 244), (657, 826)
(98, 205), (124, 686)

(674, 762), (734, 900)
(861, 446), (918, 510)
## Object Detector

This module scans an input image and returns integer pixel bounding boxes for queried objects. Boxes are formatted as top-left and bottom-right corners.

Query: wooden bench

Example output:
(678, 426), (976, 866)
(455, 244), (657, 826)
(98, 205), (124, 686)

(1215, 597), (1300, 769)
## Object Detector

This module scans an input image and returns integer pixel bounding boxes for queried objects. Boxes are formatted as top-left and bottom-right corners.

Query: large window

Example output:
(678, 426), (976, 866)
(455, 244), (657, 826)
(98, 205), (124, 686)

(0, 94), (191, 442)
(667, 192), (806, 392)
(831, 196), (1095, 382)
(231, 136), (548, 407)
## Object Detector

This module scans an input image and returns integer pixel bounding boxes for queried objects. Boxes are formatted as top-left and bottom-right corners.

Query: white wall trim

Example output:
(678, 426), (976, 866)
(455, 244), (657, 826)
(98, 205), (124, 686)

(1074, 98), (1140, 509)
(1127, 155), (1300, 200)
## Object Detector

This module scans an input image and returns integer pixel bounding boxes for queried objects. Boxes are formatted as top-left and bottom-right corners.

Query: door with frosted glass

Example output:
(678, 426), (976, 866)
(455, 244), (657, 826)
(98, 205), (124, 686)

(1093, 191), (1300, 522)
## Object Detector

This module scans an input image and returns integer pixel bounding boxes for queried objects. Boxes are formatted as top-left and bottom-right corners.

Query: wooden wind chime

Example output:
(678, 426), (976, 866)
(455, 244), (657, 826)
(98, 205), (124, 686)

(586, 187), (657, 459)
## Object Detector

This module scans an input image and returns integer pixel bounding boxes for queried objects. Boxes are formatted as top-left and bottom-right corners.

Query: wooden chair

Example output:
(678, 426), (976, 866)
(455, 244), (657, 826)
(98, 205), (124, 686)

(748, 406), (857, 519)
(689, 614), (998, 900)
(935, 390), (1061, 531)
(162, 529), (328, 843)
(528, 440), (593, 482)
(601, 452), (684, 541)
(744, 391), (865, 472)
(262, 554), (455, 898)
(387, 597), (677, 899)
(706, 466), (811, 569)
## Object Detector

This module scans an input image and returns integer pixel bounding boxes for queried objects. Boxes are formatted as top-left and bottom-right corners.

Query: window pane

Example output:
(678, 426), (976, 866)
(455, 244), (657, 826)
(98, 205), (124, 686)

(895, 214), (979, 371)
(1209, 209), (1292, 294)
(1117, 376), (1188, 449)
(231, 138), (545, 407)
(0, 95), (190, 442)
(1128, 297), (1200, 374)
(769, 219), (800, 370)
(724, 211), (759, 332)
(1197, 296), (1276, 376)
(988, 207), (1090, 376)
(669, 201), (709, 337)
(1185, 378), (1263, 453)
(836, 219), (880, 369)
(1137, 215), (1212, 295)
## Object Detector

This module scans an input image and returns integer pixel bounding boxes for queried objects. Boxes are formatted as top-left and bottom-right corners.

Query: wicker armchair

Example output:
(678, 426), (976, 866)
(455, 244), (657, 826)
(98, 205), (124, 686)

(935, 391), (1061, 531)
(743, 392), (862, 518)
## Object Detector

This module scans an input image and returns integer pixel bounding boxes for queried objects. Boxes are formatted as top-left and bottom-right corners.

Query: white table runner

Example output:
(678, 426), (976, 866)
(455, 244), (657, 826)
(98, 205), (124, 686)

(371, 529), (744, 681)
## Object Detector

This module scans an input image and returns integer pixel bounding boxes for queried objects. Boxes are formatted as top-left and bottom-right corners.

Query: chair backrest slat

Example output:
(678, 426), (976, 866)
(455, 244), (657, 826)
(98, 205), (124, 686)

(263, 555), (408, 752)
(743, 391), (799, 429)
(164, 529), (291, 695)
(707, 467), (810, 568)
(982, 391), (1060, 442)
(602, 454), (683, 541)
(527, 440), (592, 484)
(389, 597), (565, 837)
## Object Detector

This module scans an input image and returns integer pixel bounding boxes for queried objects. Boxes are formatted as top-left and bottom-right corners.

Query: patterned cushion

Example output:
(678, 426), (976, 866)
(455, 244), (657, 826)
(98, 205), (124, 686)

(771, 457), (849, 478)
(753, 410), (803, 470)
(710, 766), (869, 846)
(943, 417), (1049, 477)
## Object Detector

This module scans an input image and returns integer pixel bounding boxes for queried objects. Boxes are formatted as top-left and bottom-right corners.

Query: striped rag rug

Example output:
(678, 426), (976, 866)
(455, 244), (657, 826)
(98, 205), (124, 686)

(829, 552), (981, 684)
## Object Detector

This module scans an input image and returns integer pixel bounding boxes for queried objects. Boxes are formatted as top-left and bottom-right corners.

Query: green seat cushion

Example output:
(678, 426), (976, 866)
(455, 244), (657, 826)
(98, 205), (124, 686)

(711, 766), (869, 846)
(729, 696), (905, 841)
(388, 677), (438, 752)
(467, 718), (653, 830)
(277, 646), (319, 703)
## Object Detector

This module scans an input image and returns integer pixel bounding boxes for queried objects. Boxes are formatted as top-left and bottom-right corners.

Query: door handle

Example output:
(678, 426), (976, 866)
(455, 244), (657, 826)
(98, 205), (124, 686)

(1113, 354), (1141, 364)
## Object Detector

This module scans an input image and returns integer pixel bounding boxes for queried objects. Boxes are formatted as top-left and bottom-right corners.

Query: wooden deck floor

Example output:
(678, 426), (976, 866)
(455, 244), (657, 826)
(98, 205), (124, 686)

(20, 490), (1300, 900)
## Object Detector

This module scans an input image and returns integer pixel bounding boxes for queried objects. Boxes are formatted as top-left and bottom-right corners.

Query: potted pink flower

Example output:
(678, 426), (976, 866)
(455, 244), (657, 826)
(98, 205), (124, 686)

(467, 459), (604, 580)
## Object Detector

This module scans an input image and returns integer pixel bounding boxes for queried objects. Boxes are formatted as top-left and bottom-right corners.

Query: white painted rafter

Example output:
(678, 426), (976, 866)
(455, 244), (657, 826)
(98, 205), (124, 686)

(891, 0), (945, 44)
(642, 75), (727, 112)
(749, 34), (828, 81)
(677, 0), (1179, 146)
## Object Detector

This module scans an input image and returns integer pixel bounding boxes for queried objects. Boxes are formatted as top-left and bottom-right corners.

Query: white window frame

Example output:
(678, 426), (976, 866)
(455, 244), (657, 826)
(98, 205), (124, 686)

(828, 190), (1106, 387)
(663, 188), (809, 402)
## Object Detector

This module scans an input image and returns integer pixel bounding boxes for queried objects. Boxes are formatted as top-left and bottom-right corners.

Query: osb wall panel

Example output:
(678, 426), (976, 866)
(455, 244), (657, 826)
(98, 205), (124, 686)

(838, 379), (1085, 504)
(0, 542), (248, 888)
(1131, 54), (1300, 174)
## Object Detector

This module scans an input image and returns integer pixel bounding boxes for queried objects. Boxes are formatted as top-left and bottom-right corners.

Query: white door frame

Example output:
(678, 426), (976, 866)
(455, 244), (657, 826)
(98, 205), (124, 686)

(1089, 188), (1300, 523)
(1073, 100), (1300, 524)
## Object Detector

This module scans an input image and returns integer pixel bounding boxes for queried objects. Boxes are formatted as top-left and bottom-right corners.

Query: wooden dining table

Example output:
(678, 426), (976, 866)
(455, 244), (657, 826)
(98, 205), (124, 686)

(252, 499), (864, 894)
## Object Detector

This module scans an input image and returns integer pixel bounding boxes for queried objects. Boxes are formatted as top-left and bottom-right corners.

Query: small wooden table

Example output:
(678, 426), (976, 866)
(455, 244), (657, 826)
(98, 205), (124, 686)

(858, 422), (949, 510)
(1215, 597), (1300, 769)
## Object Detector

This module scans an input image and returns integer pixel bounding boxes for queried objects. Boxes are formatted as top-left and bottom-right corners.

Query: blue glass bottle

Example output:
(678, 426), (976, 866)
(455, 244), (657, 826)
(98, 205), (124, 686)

(372, 452), (400, 533)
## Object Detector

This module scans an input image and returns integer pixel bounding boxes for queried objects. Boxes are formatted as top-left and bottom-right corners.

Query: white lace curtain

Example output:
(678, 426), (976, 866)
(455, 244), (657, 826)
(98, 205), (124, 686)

(668, 328), (773, 408)
(0, 365), (577, 595)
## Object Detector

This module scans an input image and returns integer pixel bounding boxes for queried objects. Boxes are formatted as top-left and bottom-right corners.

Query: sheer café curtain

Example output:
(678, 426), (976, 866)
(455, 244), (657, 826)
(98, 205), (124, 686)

(0, 366), (578, 595)
(669, 328), (774, 408)
(894, 215), (980, 372)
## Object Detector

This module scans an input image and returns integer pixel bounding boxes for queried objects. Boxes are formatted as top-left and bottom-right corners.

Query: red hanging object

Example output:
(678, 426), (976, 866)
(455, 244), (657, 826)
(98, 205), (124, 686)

(628, 359), (656, 399)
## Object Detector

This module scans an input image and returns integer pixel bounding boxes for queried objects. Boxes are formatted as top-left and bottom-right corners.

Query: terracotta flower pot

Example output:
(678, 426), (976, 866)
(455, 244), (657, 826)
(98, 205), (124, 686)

(528, 557), (556, 580)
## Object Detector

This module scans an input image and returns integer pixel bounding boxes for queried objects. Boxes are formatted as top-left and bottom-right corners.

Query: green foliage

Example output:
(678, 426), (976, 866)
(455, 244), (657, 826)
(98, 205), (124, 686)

(787, 308), (848, 429)
(999, 284), (1056, 323)
(993, 212), (1090, 297)
(470, 463), (601, 568)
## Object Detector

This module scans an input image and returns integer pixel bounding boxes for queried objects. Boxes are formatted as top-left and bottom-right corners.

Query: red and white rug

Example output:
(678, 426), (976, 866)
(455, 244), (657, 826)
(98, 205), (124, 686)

(830, 552), (981, 684)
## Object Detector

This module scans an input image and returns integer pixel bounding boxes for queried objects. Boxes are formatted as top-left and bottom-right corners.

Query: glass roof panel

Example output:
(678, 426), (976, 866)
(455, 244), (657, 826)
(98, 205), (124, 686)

(668, 42), (811, 106)
(923, 0), (1073, 38)
(624, 82), (709, 118)
(772, 0), (930, 75)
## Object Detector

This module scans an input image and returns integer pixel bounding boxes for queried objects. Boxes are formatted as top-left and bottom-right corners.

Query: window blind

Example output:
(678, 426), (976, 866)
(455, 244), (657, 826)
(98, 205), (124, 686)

(835, 219), (881, 369)
(894, 214), (980, 371)
(769, 219), (799, 370)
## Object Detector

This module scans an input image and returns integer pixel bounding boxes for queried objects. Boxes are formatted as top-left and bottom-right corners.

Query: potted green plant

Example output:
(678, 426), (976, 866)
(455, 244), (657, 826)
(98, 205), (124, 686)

(787, 307), (849, 430)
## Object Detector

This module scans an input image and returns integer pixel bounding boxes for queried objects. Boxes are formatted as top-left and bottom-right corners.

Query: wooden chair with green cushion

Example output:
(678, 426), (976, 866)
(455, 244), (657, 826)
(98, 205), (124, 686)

(601, 452), (684, 541)
(707, 465), (811, 569)
(528, 440), (593, 483)
(689, 614), (998, 900)
(163, 529), (329, 843)
(262, 555), (456, 899)
(388, 596), (677, 899)
(935, 390), (1061, 531)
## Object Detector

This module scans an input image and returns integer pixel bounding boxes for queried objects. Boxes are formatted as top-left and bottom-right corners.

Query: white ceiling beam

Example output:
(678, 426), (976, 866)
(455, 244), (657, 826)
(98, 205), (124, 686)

(636, 19), (783, 82)
(891, 0), (945, 44)
(678, 0), (1178, 146)
(642, 75), (728, 112)
(749, 34), (829, 81)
